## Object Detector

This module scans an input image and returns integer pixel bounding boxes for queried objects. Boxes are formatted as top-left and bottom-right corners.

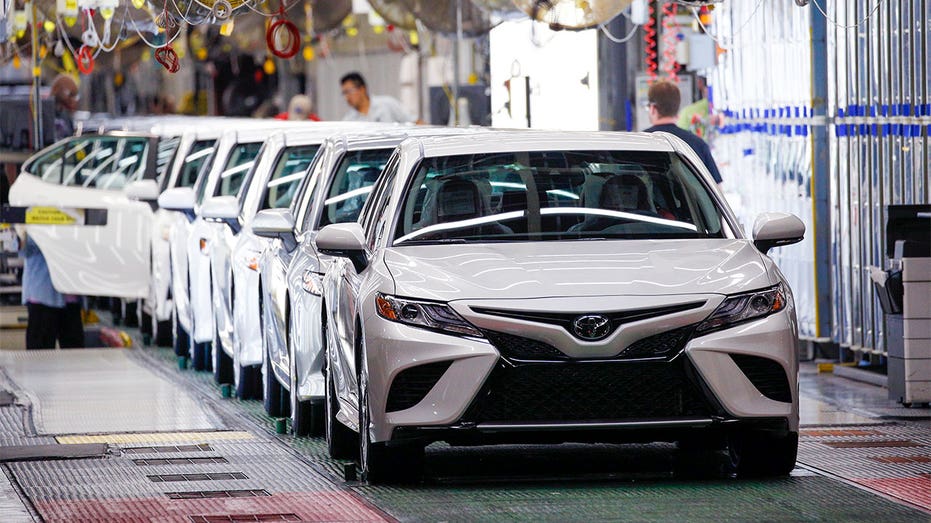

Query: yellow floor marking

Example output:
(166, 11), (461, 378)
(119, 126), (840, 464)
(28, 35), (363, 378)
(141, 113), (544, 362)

(56, 431), (254, 444)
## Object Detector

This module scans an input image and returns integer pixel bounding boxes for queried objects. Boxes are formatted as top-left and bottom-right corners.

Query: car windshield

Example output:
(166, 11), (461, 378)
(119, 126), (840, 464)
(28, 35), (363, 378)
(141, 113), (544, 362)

(394, 150), (727, 244)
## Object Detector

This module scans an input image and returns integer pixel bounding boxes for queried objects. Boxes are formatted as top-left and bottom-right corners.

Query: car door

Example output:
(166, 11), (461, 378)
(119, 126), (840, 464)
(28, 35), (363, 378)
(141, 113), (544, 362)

(10, 134), (157, 298)
(327, 151), (401, 408)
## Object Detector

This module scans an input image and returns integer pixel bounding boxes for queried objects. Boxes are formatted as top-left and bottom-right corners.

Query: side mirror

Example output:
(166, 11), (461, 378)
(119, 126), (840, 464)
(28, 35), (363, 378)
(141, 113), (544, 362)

(253, 209), (297, 251)
(752, 212), (805, 254)
(157, 187), (195, 211)
(315, 223), (368, 272)
(124, 179), (160, 201)
(201, 196), (241, 234)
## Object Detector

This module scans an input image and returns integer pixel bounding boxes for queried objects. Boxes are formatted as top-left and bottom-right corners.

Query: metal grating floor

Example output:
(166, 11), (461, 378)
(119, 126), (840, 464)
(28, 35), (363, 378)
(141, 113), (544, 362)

(800, 422), (931, 510)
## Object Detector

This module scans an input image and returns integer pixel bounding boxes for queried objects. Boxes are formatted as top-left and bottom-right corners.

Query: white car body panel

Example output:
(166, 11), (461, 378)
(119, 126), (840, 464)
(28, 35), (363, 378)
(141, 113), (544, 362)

(10, 172), (153, 298)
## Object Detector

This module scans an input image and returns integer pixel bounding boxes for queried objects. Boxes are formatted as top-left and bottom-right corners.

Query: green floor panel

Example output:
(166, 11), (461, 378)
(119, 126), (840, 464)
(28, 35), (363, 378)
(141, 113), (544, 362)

(357, 476), (923, 522)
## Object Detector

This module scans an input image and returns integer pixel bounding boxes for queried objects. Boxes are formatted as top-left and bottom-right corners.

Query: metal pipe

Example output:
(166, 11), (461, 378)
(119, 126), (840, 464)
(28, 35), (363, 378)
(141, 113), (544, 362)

(453, 0), (463, 126)
(31, 0), (42, 147)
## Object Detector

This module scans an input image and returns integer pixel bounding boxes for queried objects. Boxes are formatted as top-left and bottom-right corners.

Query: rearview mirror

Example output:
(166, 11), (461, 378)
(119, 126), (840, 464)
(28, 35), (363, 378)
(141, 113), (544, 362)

(315, 222), (368, 272)
(157, 187), (195, 212)
(253, 209), (297, 251)
(124, 179), (160, 202)
(202, 196), (241, 234)
(752, 212), (805, 254)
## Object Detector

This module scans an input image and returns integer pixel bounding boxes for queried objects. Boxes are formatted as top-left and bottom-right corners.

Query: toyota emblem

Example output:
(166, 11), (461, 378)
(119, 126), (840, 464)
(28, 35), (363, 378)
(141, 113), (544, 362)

(572, 315), (611, 340)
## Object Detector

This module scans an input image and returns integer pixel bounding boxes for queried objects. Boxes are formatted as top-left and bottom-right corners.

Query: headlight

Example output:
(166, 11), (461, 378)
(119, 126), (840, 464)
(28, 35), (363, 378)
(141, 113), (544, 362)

(696, 283), (788, 334)
(375, 293), (484, 338)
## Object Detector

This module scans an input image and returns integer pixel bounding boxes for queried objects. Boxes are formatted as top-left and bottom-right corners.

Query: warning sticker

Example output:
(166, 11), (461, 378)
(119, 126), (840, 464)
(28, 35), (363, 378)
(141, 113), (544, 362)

(24, 207), (81, 225)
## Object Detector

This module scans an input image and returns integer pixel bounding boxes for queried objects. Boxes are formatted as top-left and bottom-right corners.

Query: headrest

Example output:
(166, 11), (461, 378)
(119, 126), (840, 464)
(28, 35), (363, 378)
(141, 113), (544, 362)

(436, 178), (481, 220)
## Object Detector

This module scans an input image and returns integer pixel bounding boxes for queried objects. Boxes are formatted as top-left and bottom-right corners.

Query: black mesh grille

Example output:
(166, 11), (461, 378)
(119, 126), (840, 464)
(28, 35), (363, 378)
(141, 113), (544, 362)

(386, 360), (453, 412)
(484, 331), (569, 360)
(462, 360), (711, 423)
(619, 326), (695, 359)
(485, 326), (697, 362)
(731, 354), (792, 403)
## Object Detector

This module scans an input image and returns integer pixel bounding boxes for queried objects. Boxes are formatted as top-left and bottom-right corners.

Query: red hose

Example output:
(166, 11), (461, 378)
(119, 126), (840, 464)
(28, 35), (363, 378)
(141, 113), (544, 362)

(267, 18), (300, 59)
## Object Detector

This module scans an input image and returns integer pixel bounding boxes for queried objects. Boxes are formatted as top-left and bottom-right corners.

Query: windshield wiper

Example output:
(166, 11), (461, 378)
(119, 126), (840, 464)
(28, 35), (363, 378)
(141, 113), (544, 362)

(397, 238), (470, 245)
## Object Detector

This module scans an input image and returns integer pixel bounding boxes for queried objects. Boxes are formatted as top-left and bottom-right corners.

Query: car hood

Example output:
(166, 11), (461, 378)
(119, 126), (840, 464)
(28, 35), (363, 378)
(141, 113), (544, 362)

(384, 239), (772, 301)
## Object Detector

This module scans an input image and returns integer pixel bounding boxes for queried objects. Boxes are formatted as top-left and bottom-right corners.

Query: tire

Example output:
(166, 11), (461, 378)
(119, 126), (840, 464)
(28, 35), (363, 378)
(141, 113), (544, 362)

(172, 310), (190, 358)
(357, 368), (424, 484)
(263, 352), (288, 417)
(191, 341), (210, 371)
(154, 319), (173, 347)
(237, 363), (262, 400)
(140, 307), (153, 336)
(727, 431), (798, 478)
(123, 300), (139, 328)
(213, 329), (234, 384)
(325, 323), (357, 459)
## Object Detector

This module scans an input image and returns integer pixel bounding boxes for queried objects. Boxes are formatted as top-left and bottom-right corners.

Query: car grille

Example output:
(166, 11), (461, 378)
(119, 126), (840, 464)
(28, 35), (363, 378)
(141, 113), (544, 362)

(471, 301), (704, 341)
(618, 326), (696, 359)
(484, 325), (697, 362)
(730, 354), (792, 403)
(461, 359), (712, 423)
(484, 331), (569, 360)
(386, 360), (453, 412)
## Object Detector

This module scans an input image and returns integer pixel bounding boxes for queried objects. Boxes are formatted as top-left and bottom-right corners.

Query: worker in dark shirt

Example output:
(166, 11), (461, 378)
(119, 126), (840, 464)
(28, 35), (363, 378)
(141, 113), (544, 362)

(643, 80), (723, 187)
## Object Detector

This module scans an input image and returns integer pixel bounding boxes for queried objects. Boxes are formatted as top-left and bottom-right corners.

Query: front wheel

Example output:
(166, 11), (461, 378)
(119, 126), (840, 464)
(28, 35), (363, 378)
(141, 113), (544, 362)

(727, 431), (798, 478)
(325, 358), (358, 459)
(358, 368), (423, 484)
(263, 350), (288, 417)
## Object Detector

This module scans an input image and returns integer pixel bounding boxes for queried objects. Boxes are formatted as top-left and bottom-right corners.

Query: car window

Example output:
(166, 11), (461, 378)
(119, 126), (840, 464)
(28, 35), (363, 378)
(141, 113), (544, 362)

(317, 147), (392, 229)
(363, 152), (400, 251)
(260, 144), (320, 211)
(27, 143), (66, 184)
(394, 150), (726, 244)
(295, 147), (328, 233)
(175, 139), (215, 189)
(207, 141), (264, 203)
(156, 136), (181, 190)
(28, 136), (149, 190)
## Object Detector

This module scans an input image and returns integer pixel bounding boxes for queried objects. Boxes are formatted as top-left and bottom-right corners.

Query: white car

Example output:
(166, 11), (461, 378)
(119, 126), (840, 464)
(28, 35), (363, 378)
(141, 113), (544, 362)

(203, 122), (374, 398)
(316, 130), (805, 483)
(10, 133), (163, 301)
(155, 121), (313, 368)
(142, 124), (224, 348)
(254, 127), (483, 435)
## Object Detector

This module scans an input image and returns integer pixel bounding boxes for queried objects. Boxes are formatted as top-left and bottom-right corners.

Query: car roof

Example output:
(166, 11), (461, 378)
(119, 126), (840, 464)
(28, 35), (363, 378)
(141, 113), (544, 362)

(407, 130), (677, 158)
(333, 125), (487, 151)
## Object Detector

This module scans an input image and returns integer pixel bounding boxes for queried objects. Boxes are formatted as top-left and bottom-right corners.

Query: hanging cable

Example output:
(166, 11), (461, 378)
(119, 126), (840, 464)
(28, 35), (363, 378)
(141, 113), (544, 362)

(810, 0), (889, 30)
(599, 21), (639, 44)
(688, 0), (764, 47)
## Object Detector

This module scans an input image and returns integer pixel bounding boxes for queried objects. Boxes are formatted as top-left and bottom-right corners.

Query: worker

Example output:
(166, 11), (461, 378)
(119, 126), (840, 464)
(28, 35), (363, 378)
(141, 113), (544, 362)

(340, 72), (422, 124)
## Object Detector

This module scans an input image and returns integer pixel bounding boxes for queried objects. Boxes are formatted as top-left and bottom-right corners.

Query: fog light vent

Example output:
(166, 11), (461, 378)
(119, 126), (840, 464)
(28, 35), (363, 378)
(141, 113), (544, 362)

(386, 360), (453, 412)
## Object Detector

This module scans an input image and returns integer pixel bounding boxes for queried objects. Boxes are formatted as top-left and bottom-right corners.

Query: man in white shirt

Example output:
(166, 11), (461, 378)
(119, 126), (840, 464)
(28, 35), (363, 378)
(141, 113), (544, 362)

(340, 72), (423, 124)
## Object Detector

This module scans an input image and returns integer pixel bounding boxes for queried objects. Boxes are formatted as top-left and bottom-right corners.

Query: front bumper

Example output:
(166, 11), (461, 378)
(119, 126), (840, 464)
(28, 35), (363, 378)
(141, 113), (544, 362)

(364, 309), (798, 444)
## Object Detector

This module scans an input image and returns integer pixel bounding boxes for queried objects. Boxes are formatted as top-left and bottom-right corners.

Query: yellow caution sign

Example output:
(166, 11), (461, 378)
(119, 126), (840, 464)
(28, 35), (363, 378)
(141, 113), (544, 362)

(25, 206), (79, 225)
